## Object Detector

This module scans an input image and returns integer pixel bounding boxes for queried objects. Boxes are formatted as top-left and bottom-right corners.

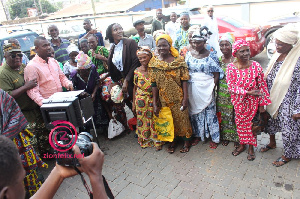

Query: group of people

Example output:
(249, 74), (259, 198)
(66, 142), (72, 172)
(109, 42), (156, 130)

(0, 5), (299, 198)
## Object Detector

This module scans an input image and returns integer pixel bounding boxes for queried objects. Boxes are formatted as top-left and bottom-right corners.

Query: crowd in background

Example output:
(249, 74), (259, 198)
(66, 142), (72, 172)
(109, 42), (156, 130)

(0, 5), (299, 198)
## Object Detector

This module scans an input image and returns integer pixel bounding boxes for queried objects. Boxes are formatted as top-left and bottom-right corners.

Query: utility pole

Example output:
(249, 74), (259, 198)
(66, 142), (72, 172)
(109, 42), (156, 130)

(161, 0), (165, 8)
(91, 0), (96, 16)
(38, 0), (43, 15)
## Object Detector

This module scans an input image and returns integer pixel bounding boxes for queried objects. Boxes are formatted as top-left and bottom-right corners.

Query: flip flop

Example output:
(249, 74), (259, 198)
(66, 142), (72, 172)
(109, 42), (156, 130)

(209, 141), (218, 149)
(180, 145), (190, 153)
(260, 144), (276, 152)
(222, 140), (229, 146)
(232, 147), (246, 156)
(191, 138), (201, 146)
(247, 153), (256, 161)
(167, 144), (176, 154)
(272, 157), (290, 167)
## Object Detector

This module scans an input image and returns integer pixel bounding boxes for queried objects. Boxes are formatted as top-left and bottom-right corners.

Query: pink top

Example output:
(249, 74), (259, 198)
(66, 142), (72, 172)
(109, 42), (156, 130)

(24, 55), (72, 106)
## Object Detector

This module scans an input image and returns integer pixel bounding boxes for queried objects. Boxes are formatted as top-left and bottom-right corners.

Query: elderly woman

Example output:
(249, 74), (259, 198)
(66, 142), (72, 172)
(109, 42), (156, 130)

(133, 46), (162, 150)
(106, 23), (140, 109)
(216, 33), (239, 148)
(186, 28), (223, 149)
(226, 39), (271, 161)
(261, 24), (300, 167)
(149, 34), (193, 153)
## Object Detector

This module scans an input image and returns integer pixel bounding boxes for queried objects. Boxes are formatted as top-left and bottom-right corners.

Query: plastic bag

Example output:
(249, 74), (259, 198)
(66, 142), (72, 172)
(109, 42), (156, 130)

(108, 112), (125, 139)
(155, 107), (174, 142)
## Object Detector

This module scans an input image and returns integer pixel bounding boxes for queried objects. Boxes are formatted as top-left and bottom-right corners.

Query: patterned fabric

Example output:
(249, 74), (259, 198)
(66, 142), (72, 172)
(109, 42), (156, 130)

(88, 46), (109, 74)
(76, 51), (93, 69)
(185, 51), (222, 143)
(0, 89), (27, 139)
(217, 57), (239, 142)
(174, 27), (189, 51)
(134, 69), (162, 147)
(265, 58), (300, 158)
(219, 32), (235, 45)
(51, 38), (70, 64)
(13, 129), (48, 196)
(148, 56), (192, 138)
(226, 61), (271, 146)
(232, 39), (250, 57)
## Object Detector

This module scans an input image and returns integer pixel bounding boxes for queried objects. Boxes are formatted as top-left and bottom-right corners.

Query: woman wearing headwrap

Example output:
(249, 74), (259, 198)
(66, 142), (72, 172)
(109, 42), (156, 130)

(71, 51), (109, 131)
(149, 34), (192, 153)
(216, 32), (239, 148)
(261, 24), (300, 167)
(63, 44), (79, 78)
(133, 46), (162, 150)
(185, 28), (223, 149)
(226, 39), (271, 160)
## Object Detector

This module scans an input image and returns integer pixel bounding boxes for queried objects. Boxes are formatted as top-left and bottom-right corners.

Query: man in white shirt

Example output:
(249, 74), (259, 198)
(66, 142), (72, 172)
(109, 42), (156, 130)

(165, 12), (180, 44)
(203, 6), (222, 57)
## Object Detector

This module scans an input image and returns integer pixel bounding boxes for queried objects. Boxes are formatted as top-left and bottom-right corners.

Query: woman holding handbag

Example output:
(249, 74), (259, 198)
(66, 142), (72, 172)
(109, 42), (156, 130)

(149, 34), (192, 153)
(226, 39), (271, 161)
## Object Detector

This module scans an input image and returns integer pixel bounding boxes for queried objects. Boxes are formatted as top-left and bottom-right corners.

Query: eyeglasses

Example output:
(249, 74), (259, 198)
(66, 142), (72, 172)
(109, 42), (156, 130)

(207, 10), (214, 12)
(10, 53), (23, 59)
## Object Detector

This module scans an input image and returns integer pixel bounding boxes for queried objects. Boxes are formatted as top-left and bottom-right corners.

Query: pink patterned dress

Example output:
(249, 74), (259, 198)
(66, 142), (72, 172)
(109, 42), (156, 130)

(226, 61), (271, 146)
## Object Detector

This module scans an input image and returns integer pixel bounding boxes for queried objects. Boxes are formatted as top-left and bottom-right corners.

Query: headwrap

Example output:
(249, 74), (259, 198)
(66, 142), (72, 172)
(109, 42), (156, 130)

(265, 23), (300, 118)
(156, 34), (179, 57)
(191, 26), (212, 41)
(66, 44), (79, 55)
(219, 32), (235, 45)
(3, 40), (21, 53)
(0, 89), (28, 140)
(136, 46), (152, 57)
(75, 51), (93, 69)
(232, 39), (250, 57)
(110, 85), (123, 103)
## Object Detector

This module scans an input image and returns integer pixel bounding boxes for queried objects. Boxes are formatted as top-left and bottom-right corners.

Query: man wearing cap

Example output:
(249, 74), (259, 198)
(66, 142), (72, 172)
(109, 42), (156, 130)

(48, 24), (70, 65)
(151, 9), (165, 34)
(24, 36), (73, 107)
(174, 12), (191, 51)
(1, 38), (29, 65)
(0, 40), (51, 154)
(78, 19), (104, 47)
(165, 12), (180, 45)
(133, 20), (156, 50)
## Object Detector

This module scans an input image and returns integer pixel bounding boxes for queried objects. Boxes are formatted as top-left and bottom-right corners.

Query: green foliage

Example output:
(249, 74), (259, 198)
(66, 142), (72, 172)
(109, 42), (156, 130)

(8, 0), (58, 19)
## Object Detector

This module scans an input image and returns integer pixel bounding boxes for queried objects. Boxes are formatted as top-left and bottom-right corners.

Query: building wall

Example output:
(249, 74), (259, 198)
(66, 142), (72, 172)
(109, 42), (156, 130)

(130, 0), (177, 12)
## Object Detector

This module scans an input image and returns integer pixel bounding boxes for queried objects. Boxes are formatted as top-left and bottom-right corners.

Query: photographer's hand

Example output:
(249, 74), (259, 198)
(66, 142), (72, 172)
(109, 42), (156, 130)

(73, 143), (107, 199)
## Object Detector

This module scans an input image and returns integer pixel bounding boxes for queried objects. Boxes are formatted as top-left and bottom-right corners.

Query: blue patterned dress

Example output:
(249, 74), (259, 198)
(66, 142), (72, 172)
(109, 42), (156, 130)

(185, 51), (223, 143)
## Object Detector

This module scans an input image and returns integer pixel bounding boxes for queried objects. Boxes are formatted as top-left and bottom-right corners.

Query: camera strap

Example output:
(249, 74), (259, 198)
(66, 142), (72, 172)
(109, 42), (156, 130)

(74, 167), (93, 199)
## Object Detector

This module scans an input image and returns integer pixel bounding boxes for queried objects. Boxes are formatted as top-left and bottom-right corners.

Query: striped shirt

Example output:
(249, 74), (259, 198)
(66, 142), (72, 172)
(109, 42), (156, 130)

(50, 38), (70, 65)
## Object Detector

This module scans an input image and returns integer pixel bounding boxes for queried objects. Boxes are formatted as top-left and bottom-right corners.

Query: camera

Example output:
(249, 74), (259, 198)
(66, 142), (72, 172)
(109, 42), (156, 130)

(54, 131), (94, 167)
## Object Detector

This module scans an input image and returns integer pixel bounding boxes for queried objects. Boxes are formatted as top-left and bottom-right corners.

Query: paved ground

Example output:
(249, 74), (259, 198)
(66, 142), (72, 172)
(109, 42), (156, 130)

(39, 50), (300, 199)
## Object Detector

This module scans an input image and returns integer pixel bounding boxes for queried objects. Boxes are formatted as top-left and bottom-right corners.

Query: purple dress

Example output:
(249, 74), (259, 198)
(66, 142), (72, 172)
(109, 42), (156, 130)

(265, 57), (300, 159)
(71, 65), (109, 127)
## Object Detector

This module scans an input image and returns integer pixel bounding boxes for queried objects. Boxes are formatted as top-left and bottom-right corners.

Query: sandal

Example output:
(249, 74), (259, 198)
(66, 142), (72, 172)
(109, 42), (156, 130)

(232, 146), (246, 156)
(247, 153), (256, 161)
(209, 141), (218, 149)
(166, 143), (176, 154)
(234, 142), (240, 149)
(180, 145), (190, 153)
(155, 145), (162, 151)
(260, 144), (276, 152)
(222, 140), (229, 146)
(191, 138), (201, 146)
(272, 156), (290, 167)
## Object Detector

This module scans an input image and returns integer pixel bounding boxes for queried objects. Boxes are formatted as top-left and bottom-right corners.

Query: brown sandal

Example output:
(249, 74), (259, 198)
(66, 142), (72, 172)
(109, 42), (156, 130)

(232, 146), (246, 156)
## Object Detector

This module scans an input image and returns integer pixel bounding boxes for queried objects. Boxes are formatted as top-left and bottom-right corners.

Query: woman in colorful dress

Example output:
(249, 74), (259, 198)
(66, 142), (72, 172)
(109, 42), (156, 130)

(217, 32), (239, 148)
(186, 28), (223, 149)
(132, 46), (162, 150)
(149, 34), (193, 153)
(261, 24), (300, 167)
(0, 89), (47, 197)
(226, 39), (271, 161)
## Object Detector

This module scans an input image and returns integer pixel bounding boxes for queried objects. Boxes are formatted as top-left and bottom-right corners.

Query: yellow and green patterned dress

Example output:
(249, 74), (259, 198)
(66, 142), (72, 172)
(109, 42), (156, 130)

(134, 69), (162, 147)
(216, 57), (239, 142)
(148, 56), (192, 138)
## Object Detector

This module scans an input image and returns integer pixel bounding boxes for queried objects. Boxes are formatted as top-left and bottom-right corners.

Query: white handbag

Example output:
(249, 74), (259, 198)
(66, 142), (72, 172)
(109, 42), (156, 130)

(108, 112), (125, 139)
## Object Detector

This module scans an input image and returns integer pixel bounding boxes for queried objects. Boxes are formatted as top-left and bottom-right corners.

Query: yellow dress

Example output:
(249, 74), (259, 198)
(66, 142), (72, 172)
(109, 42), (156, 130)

(134, 69), (162, 147)
(148, 56), (192, 138)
